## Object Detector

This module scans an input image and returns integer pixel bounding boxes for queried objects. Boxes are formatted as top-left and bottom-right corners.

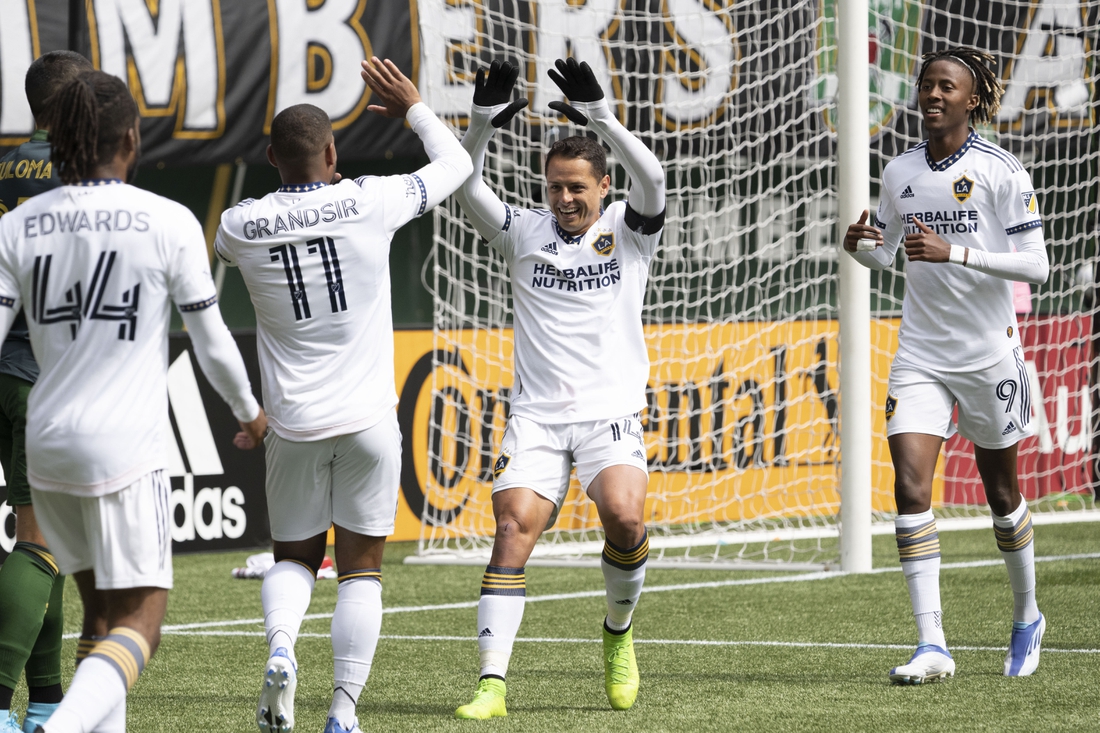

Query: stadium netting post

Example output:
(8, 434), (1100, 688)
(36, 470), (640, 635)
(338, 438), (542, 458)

(409, 0), (1100, 571)
(837, 0), (873, 573)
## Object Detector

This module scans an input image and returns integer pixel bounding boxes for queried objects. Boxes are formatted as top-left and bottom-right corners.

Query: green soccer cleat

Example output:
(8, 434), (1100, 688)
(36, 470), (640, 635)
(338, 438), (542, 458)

(603, 623), (640, 710)
(454, 677), (507, 720)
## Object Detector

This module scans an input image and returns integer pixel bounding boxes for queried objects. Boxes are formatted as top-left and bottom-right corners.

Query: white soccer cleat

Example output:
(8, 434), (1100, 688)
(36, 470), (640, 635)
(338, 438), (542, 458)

(889, 644), (955, 685)
(257, 648), (297, 732)
(1005, 613), (1045, 677)
(323, 717), (359, 733)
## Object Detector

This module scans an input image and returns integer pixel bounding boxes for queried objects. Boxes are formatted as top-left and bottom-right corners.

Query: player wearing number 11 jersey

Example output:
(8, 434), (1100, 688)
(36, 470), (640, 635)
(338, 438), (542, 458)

(215, 58), (471, 733)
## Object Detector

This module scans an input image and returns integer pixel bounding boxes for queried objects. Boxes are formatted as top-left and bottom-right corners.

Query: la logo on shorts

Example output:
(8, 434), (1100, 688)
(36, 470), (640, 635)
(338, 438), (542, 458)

(592, 231), (615, 256)
(1007, 326), (1014, 338)
(952, 174), (975, 204)
(885, 394), (898, 422)
(493, 452), (511, 478)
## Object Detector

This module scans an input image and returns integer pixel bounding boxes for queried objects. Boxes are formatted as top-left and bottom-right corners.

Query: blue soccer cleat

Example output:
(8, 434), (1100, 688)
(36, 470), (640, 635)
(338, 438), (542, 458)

(888, 643), (955, 685)
(1, 711), (21, 733)
(257, 647), (297, 732)
(22, 702), (59, 733)
(1005, 613), (1045, 677)
(323, 716), (359, 733)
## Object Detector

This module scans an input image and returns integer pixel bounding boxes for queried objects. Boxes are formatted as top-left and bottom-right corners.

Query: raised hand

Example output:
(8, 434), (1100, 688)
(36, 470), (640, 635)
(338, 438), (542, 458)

(474, 60), (528, 128)
(361, 57), (421, 118)
(547, 57), (604, 126)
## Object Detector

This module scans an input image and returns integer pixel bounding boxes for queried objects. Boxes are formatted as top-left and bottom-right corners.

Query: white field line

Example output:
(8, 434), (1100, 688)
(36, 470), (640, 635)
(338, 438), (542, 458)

(60, 551), (1100, 641)
(148, 631), (1100, 654)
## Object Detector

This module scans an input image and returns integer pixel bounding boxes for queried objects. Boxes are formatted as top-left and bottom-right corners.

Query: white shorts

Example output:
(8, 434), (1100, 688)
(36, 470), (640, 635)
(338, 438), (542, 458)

(492, 413), (649, 512)
(264, 411), (401, 541)
(31, 470), (173, 590)
(886, 346), (1034, 449)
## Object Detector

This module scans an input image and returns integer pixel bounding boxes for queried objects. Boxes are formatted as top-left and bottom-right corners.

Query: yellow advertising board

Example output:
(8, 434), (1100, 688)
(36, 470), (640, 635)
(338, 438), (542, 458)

(387, 320), (921, 542)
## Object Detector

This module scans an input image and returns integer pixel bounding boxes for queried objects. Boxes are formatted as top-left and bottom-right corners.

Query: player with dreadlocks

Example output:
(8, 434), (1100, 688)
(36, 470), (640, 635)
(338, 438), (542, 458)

(844, 46), (1049, 684)
(0, 70), (267, 732)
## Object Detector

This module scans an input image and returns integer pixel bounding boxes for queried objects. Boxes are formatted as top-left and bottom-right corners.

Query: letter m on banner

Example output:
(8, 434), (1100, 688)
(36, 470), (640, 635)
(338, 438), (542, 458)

(89, 0), (226, 139)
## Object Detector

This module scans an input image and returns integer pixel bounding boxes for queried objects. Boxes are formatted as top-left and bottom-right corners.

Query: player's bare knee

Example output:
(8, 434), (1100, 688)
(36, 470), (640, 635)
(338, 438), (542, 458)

(606, 515), (645, 547)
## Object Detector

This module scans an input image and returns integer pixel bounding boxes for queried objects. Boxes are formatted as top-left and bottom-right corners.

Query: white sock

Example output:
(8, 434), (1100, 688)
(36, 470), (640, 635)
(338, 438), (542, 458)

(895, 510), (947, 649)
(91, 699), (126, 733)
(262, 560), (316, 666)
(601, 531), (649, 631)
(477, 566), (526, 679)
(328, 573), (383, 728)
(42, 656), (128, 733)
(992, 497), (1040, 624)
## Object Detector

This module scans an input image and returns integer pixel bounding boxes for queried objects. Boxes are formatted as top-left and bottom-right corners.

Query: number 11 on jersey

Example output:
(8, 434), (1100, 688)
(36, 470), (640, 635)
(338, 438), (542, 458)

(269, 237), (347, 321)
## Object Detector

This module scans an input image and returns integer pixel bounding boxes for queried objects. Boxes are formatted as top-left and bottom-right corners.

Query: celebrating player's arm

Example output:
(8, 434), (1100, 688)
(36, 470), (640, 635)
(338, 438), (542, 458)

(547, 58), (665, 226)
(168, 217), (267, 449)
(845, 191), (1048, 283)
(358, 56), (472, 232)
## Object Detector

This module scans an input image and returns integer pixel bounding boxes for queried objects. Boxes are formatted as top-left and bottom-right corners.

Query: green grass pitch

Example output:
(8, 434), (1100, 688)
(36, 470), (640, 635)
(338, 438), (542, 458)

(8, 522), (1100, 732)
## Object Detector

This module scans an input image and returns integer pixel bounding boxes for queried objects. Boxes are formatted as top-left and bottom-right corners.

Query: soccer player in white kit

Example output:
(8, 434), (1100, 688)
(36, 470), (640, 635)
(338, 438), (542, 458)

(451, 59), (665, 718)
(0, 71), (266, 733)
(215, 58), (471, 733)
(844, 47), (1049, 684)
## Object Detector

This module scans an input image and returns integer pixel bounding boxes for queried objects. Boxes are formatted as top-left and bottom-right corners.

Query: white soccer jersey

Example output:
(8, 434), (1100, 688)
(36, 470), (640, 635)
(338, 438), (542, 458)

(216, 176), (428, 441)
(876, 131), (1043, 371)
(0, 181), (221, 496)
(490, 200), (661, 423)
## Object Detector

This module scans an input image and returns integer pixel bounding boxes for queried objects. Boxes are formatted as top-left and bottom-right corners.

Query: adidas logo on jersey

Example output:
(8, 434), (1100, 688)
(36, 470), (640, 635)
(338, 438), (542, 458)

(478, 627), (493, 638)
(1002, 421), (1018, 436)
(900, 186), (915, 199)
(540, 242), (558, 255)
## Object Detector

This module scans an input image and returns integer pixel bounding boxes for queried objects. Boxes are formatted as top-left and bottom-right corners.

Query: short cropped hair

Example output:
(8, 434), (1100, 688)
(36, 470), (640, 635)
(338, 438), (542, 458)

(545, 136), (607, 181)
(270, 104), (333, 166)
(25, 50), (93, 120)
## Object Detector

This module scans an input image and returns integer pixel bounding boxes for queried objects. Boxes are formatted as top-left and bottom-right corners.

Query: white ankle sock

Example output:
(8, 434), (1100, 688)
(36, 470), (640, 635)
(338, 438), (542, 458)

(895, 510), (947, 649)
(328, 574), (382, 728)
(992, 498), (1040, 624)
(601, 532), (649, 631)
(262, 561), (316, 666)
(477, 566), (526, 679)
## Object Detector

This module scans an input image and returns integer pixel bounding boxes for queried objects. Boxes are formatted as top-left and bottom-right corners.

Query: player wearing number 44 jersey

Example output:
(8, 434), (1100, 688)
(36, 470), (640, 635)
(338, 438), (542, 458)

(451, 59), (664, 719)
(0, 71), (266, 733)
(216, 58), (471, 733)
(845, 47), (1049, 685)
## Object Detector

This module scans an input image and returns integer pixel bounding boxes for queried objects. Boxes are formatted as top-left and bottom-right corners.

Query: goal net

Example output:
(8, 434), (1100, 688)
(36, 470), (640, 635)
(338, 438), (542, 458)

(409, 0), (1099, 569)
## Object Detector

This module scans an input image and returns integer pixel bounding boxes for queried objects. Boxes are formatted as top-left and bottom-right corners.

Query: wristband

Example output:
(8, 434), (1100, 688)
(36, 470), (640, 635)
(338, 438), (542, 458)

(949, 244), (967, 266)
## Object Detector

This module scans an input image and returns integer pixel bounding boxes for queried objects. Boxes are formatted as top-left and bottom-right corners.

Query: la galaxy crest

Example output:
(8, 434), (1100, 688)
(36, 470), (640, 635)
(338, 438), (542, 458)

(952, 175), (975, 204)
(1022, 192), (1037, 215)
(885, 394), (898, 422)
(493, 452), (511, 478)
(592, 231), (615, 256)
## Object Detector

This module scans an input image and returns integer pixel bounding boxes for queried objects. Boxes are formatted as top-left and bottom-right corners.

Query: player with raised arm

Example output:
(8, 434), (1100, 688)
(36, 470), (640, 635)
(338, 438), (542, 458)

(0, 50), (91, 733)
(0, 70), (266, 733)
(451, 58), (665, 718)
(215, 58), (471, 733)
(844, 47), (1048, 684)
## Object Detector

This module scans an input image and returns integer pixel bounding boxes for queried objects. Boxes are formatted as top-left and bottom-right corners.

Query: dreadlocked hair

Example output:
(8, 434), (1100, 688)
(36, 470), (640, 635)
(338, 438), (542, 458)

(44, 71), (138, 184)
(916, 46), (1003, 125)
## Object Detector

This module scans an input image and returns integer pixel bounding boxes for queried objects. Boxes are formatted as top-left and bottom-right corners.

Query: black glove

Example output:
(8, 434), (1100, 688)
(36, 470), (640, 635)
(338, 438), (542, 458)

(547, 57), (604, 126)
(473, 60), (528, 128)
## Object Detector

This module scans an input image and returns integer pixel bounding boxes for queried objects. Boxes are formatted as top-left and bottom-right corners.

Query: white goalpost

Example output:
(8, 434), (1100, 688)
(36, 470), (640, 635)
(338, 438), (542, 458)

(407, 0), (1100, 570)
